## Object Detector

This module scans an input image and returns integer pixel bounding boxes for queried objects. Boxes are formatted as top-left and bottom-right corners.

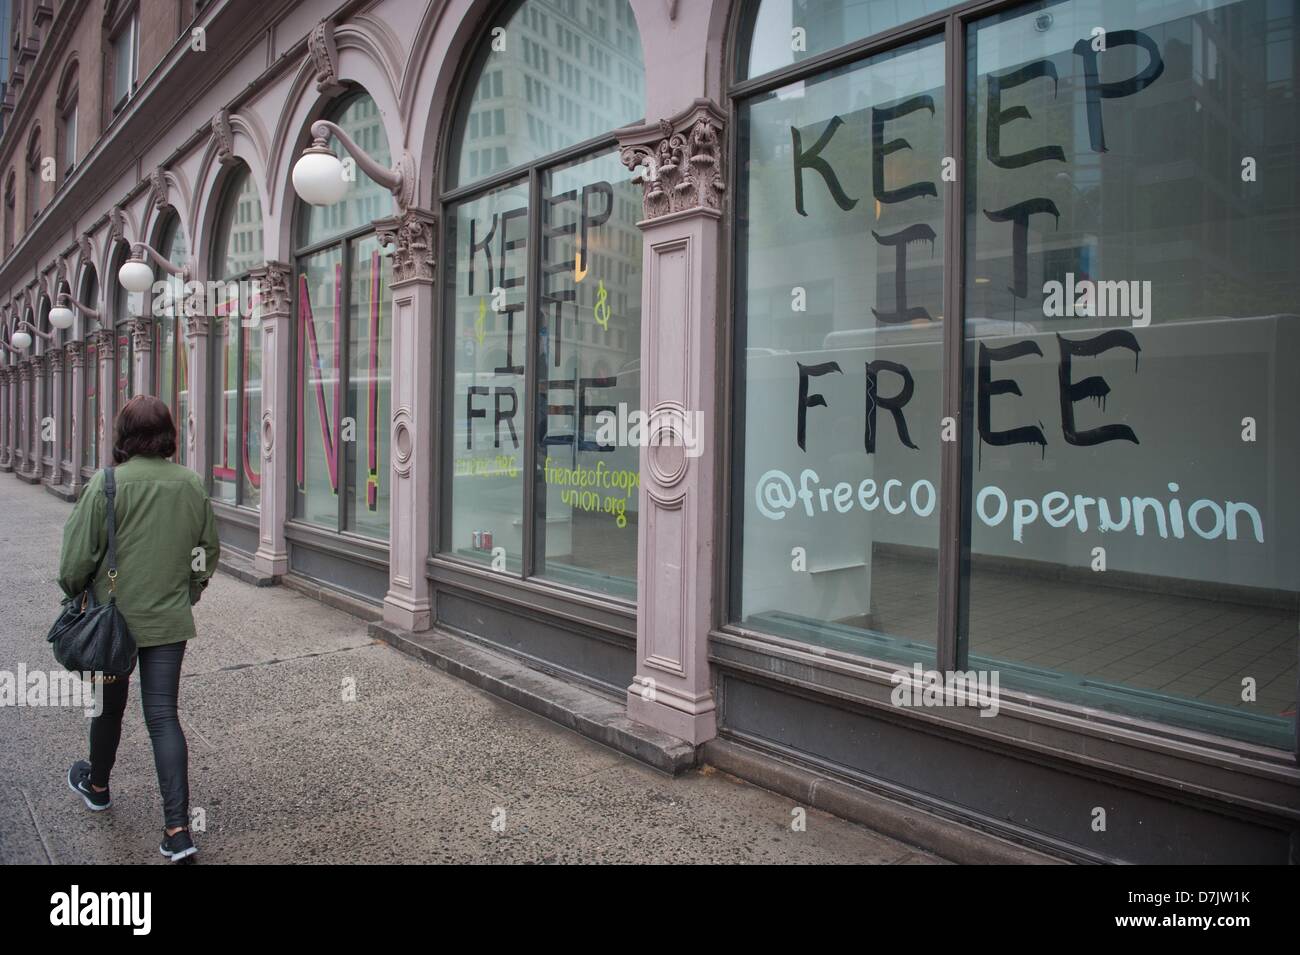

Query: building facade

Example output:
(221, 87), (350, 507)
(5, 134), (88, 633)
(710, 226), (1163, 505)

(1, 0), (1297, 863)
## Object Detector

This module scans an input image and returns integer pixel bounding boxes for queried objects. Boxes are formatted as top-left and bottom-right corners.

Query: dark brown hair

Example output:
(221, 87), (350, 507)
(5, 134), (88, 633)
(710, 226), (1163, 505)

(113, 395), (177, 464)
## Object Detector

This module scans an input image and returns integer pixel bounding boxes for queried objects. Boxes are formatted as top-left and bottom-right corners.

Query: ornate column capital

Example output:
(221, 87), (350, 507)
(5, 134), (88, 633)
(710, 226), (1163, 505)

(48, 348), (65, 373)
(619, 98), (726, 221)
(374, 208), (436, 285)
(87, 328), (115, 358)
(66, 340), (84, 368)
(18, 360), (33, 383)
(129, 317), (153, 351)
(32, 354), (48, 378)
(0, 366), (10, 384)
(183, 315), (210, 340)
(248, 261), (292, 318)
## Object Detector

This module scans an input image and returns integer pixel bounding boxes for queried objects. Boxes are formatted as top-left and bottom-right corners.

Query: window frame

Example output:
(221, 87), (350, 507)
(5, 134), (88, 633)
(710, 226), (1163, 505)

(108, 6), (139, 116)
(435, 0), (646, 603)
(208, 164), (263, 508)
(723, 0), (1300, 762)
(289, 90), (394, 541)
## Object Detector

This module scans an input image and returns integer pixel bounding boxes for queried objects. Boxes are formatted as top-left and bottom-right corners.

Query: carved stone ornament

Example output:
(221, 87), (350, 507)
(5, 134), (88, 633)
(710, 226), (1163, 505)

(109, 206), (126, 243)
(212, 109), (237, 167)
(182, 314), (209, 340)
(48, 349), (64, 372)
(308, 19), (346, 96)
(65, 341), (84, 368)
(88, 328), (115, 358)
(78, 234), (94, 269)
(619, 99), (726, 221)
(250, 262), (292, 318)
(149, 168), (169, 211)
(129, 317), (153, 351)
(374, 209), (436, 284)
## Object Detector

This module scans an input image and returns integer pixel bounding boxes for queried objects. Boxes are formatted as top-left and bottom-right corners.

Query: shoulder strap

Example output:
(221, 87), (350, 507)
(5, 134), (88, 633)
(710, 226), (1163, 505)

(103, 467), (119, 586)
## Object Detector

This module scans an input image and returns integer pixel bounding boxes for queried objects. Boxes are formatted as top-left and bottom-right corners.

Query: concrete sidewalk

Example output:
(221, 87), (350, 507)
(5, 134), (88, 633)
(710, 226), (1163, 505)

(0, 475), (942, 864)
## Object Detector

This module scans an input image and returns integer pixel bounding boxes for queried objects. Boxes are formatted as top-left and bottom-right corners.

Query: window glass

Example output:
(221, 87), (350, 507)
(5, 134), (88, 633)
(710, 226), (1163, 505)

(450, 0), (645, 188)
(299, 96), (392, 247)
(211, 166), (264, 505)
(740, 0), (951, 80)
(212, 312), (238, 502)
(295, 246), (344, 528)
(446, 180), (531, 568)
(112, 16), (136, 107)
(963, 0), (1298, 748)
(734, 35), (946, 663)
(533, 148), (642, 597)
(344, 234), (392, 537)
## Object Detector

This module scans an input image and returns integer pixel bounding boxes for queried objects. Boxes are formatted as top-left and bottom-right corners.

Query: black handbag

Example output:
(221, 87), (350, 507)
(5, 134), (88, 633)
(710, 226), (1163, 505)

(47, 468), (138, 679)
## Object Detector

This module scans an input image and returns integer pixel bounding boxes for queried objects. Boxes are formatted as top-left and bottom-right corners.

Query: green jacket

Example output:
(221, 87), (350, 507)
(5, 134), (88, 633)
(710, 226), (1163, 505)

(58, 455), (221, 648)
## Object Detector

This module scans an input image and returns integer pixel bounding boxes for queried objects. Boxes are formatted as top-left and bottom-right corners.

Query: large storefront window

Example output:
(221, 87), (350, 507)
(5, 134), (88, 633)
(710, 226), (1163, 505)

(731, 0), (1300, 750)
(210, 164), (263, 506)
(734, 33), (946, 663)
(962, 0), (1299, 748)
(293, 92), (393, 539)
(154, 214), (189, 465)
(443, 0), (645, 598)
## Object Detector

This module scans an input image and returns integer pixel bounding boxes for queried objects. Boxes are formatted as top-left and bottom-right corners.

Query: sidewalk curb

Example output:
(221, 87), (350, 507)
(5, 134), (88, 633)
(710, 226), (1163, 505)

(370, 620), (699, 776)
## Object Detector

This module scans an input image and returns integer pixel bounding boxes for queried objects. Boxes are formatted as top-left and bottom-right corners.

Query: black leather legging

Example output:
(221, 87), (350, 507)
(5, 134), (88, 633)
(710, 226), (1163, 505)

(88, 641), (189, 830)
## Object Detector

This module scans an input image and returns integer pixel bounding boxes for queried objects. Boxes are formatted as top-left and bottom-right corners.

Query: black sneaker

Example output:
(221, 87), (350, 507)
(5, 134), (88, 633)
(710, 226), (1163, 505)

(67, 760), (111, 811)
(160, 828), (198, 862)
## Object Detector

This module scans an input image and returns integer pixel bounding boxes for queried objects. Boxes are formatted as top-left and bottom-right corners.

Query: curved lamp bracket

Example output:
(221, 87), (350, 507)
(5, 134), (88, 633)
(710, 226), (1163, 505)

(308, 120), (416, 212)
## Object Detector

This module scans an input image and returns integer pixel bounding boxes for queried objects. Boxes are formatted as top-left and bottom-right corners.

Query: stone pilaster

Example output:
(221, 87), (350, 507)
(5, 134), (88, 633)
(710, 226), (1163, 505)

(617, 99), (726, 744)
(374, 207), (436, 631)
(17, 361), (32, 473)
(88, 329), (116, 469)
(48, 349), (64, 486)
(183, 315), (210, 481)
(130, 318), (154, 399)
(66, 341), (85, 493)
(249, 262), (292, 576)
(31, 354), (48, 481)
(0, 367), (11, 471)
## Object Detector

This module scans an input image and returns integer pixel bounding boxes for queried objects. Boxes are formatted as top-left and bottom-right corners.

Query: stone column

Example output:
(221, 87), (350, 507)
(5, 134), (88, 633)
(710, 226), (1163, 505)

(48, 349), (64, 485)
(67, 341), (85, 494)
(17, 360), (32, 474)
(250, 262), (291, 576)
(31, 354), (47, 481)
(183, 316), (210, 481)
(617, 100), (726, 744)
(130, 318), (154, 398)
(375, 208), (437, 631)
(90, 329), (116, 469)
(0, 367), (11, 471)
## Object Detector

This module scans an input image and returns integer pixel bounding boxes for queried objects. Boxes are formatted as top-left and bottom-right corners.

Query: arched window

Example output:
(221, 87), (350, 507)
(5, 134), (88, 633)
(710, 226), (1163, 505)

(209, 163), (264, 506)
(57, 59), (79, 183)
(442, 0), (645, 598)
(292, 91), (394, 539)
(79, 267), (100, 473)
(154, 212), (189, 464)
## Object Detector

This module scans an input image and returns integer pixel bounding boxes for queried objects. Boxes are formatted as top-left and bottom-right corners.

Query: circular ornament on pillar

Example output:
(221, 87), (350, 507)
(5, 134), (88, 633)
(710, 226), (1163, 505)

(392, 409), (413, 477)
(261, 410), (275, 460)
(645, 401), (691, 488)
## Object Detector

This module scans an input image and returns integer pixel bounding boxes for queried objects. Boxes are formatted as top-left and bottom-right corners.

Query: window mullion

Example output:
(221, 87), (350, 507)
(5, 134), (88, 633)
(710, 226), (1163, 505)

(521, 165), (543, 579)
(338, 239), (352, 534)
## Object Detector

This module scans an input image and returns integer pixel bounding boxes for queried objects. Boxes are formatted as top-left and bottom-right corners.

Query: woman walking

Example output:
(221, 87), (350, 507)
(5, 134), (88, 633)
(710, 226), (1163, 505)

(59, 395), (220, 862)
